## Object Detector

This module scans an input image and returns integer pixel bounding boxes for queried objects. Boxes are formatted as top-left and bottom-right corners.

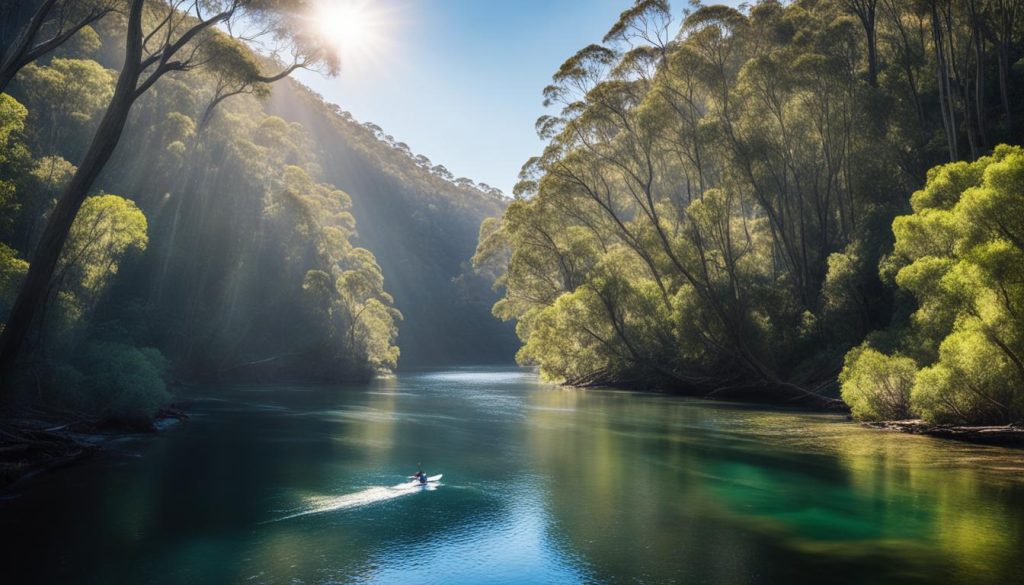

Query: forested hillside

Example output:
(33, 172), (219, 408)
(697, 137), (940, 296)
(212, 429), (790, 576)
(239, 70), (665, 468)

(264, 82), (518, 366)
(0, 1), (512, 422)
(477, 0), (1024, 423)
(5, 4), (1024, 583)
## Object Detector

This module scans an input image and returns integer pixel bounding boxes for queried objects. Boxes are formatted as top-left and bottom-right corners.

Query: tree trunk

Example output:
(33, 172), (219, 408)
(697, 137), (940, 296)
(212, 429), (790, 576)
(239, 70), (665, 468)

(0, 67), (17, 95)
(932, 2), (958, 161)
(966, 0), (987, 148)
(997, 42), (1012, 127)
(0, 0), (143, 387)
(866, 23), (879, 87)
(0, 0), (111, 96)
(0, 0), (58, 95)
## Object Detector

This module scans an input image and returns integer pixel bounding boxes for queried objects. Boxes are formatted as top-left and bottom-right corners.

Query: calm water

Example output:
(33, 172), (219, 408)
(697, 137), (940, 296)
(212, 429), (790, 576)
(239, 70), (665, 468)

(2, 367), (1023, 584)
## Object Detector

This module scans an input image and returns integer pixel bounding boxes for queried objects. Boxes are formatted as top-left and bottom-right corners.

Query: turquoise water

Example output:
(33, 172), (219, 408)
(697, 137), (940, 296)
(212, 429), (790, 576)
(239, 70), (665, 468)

(2, 367), (1023, 584)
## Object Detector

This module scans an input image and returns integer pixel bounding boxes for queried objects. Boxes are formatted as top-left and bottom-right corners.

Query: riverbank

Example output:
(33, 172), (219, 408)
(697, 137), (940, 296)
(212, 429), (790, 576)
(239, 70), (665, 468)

(0, 406), (187, 491)
(3, 383), (1019, 494)
(863, 419), (1024, 447)
(4, 367), (1023, 585)
(567, 372), (848, 412)
(568, 374), (1024, 447)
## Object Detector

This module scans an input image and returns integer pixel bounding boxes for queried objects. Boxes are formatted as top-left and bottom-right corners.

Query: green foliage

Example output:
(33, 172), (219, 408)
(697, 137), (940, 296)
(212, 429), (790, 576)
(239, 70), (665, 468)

(836, 147), (1024, 423)
(36, 336), (170, 422)
(839, 345), (917, 421)
(265, 162), (399, 374)
(274, 83), (515, 365)
(912, 330), (1023, 425)
(821, 250), (864, 339)
(54, 24), (103, 58)
(481, 0), (1024, 407)
(200, 33), (266, 94)
(0, 243), (28, 323)
(17, 58), (115, 155)
(0, 94), (31, 235)
(58, 193), (148, 310)
(0, 93), (28, 146)
(30, 155), (76, 193)
(875, 146), (1024, 424)
(518, 286), (617, 381)
(76, 341), (170, 421)
(0, 0), (512, 423)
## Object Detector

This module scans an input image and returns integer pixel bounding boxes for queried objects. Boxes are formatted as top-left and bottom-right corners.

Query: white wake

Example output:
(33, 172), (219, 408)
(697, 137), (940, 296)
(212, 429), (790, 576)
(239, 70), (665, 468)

(268, 476), (441, 522)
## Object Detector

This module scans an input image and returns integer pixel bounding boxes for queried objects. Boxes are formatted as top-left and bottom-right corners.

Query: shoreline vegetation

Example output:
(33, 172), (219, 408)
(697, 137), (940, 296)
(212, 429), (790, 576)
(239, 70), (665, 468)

(4, 378), (1022, 495)
(563, 371), (1024, 446)
(473, 1), (1024, 433)
(0, 0), (510, 436)
(3, 0), (1024, 493)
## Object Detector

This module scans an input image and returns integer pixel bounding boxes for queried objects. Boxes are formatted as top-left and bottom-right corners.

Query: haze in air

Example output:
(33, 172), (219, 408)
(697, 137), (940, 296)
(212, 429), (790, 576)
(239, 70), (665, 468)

(1, 1), (1023, 584)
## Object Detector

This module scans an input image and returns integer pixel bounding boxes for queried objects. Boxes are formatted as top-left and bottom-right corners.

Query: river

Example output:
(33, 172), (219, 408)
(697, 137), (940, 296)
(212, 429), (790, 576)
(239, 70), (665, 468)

(2, 367), (1023, 584)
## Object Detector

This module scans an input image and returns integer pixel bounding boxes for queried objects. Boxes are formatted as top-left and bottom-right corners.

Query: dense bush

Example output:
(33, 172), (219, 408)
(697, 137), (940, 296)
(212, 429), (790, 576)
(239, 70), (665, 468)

(78, 342), (170, 421)
(841, 146), (1024, 425)
(912, 331), (1023, 425)
(838, 345), (916, 421)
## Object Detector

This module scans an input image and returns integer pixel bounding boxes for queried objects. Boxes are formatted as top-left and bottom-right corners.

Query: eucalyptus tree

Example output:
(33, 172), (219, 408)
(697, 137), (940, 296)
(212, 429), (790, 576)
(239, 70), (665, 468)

(482, 0), (1024, 404)
(842, 0), (880, 86)
(983, 0), (1023, 128)
(47, 192), (148, 331)
(491, 5), (804, 394)
(0, 0), (115, 94)
(603, 0), (673, 51)
(0, 0), (337, 385)
(18, 57), (116, 157)
(0, 95), (31, 241)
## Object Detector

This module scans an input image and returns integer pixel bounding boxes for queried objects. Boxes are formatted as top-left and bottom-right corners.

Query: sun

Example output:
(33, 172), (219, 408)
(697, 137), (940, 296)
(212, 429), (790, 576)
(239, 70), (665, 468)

(311, 0), (386, 67)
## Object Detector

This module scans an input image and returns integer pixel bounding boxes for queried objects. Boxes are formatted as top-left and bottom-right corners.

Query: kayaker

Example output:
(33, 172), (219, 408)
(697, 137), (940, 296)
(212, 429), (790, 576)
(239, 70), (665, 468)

(413, 463), (424, 480)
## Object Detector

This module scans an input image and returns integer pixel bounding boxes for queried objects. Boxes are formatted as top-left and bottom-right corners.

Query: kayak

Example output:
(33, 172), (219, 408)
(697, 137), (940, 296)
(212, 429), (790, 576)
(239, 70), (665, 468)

(406, 474), (443, 486)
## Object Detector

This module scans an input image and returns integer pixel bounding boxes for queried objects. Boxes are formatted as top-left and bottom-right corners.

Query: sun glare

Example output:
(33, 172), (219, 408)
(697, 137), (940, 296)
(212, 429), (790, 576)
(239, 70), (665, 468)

(312, 0), (387, 69)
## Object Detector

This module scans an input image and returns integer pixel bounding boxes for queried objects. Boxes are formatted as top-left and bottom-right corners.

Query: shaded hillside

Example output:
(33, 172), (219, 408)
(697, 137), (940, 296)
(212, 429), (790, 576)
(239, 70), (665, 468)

(266, 81), (518, 366)
(0, 7), (516, 425)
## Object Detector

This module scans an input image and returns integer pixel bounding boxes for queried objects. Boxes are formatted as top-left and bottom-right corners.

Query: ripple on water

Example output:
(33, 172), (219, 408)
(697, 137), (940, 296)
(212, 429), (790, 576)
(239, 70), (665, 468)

(268, 479), (443, 523)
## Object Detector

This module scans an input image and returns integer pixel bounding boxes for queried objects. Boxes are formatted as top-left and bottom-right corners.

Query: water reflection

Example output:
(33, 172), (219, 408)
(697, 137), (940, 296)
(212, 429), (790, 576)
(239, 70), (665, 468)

(0, 368), (1022, 585)
(525, 387), (1024, 584)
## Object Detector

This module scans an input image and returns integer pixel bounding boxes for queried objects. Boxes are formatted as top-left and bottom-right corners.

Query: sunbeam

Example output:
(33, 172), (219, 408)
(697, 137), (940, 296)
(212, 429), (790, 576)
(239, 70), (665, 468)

(308, 0), (392, 72)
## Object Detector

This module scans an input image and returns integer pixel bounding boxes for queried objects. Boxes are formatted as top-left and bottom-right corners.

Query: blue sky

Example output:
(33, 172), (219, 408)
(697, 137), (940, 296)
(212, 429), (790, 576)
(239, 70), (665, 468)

(295, 1), (733, 195)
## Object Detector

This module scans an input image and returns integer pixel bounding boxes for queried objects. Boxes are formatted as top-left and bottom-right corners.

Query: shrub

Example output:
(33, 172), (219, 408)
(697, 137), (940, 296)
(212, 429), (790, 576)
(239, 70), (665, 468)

(843, 146), (1024, 425)
(82, 342), (171, 421)
(839, 345), (917, 421)
(912, 330), (1023, 425)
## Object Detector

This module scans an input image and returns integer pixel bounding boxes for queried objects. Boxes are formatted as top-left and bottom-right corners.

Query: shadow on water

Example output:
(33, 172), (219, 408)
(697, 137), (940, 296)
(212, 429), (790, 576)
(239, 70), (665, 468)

(1, 367), (1023, 584)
